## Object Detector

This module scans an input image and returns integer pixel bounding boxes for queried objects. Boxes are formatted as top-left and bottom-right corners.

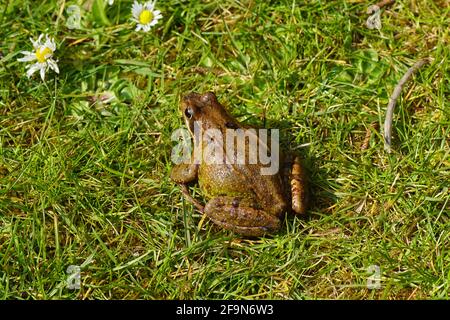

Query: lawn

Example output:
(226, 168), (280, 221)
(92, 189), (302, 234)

(0, 0), (449, 299)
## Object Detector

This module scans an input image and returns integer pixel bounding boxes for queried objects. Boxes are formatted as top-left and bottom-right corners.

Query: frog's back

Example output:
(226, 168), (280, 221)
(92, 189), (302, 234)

(198, 163), (287, 217)
(198, 163), (252, 198)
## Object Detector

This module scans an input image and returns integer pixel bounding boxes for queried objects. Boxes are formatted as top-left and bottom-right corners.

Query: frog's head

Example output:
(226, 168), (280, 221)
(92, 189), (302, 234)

(180, 92), (237, 134)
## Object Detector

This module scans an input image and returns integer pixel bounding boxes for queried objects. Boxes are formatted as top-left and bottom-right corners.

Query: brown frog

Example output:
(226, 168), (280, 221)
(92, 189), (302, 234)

(170, 92), (308, 237)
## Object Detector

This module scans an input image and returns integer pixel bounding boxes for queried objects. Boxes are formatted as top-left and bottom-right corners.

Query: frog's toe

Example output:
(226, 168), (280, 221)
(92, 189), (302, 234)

(204, 197), (281, 237)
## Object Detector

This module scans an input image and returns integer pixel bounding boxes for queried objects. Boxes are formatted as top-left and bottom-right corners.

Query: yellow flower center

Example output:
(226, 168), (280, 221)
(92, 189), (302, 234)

(139, 9), (153, 25)
(35, 47), (52, 63)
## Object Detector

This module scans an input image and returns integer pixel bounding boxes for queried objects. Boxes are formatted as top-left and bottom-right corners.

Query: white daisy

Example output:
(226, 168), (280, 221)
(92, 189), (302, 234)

(131, 1), (162, 32)
(107, 0), (114, 5)
(17, 34), (59, 81)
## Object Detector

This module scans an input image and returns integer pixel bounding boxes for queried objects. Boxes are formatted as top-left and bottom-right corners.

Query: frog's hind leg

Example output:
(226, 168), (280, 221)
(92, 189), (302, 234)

(204, 196), (281, 237)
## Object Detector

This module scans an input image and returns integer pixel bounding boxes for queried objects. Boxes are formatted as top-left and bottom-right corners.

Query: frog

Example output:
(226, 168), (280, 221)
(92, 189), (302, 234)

(170, 92), (308, 237)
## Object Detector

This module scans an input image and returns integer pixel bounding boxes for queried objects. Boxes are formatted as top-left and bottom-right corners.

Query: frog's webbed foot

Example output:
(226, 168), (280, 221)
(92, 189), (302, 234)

(204, 197), (281, 237)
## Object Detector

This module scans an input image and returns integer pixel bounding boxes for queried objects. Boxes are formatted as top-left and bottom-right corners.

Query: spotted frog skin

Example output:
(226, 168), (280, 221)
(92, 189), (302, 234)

(170, 92), (307, 237)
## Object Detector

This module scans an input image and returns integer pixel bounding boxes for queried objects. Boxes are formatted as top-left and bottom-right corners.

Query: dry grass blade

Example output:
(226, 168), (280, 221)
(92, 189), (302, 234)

(361, 122), (379, 151)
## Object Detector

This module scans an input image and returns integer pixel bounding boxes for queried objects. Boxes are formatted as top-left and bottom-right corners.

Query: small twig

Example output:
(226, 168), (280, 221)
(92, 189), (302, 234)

(367, 0), (395, 14)
(383, 58), (430, 152)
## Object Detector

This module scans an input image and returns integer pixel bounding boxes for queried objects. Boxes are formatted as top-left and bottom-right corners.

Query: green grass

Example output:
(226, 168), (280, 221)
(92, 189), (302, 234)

(0, 0), (449, 299)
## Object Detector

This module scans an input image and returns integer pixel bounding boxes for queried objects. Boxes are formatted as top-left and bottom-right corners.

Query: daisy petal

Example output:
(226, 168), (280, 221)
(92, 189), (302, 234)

(26, 63), (41, 78)
(132, 2), (143, 18)
(17, 54), (36, 62)
(45, 38), (56, 51)
(32, 34), (44, 49)
(48, 59), (59, 74)
(40, 66), (46, 81)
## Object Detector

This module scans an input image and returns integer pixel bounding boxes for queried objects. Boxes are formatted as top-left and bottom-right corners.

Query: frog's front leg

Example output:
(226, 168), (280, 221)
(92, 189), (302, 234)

(170, 163), (198, 184)
(171, 163), (204, 212)
(204, 196), (281, 237)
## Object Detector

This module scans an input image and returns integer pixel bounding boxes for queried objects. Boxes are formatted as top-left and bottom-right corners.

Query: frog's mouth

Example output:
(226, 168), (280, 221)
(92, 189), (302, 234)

(184, 117), (195, 137)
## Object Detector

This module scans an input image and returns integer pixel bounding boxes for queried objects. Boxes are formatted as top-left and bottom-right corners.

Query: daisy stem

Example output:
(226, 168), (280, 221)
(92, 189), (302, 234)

(40, 78), (58, 141)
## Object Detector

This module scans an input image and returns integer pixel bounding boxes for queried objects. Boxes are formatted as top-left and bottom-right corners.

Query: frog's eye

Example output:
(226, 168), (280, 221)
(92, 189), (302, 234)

(184, 107), (194, 119)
